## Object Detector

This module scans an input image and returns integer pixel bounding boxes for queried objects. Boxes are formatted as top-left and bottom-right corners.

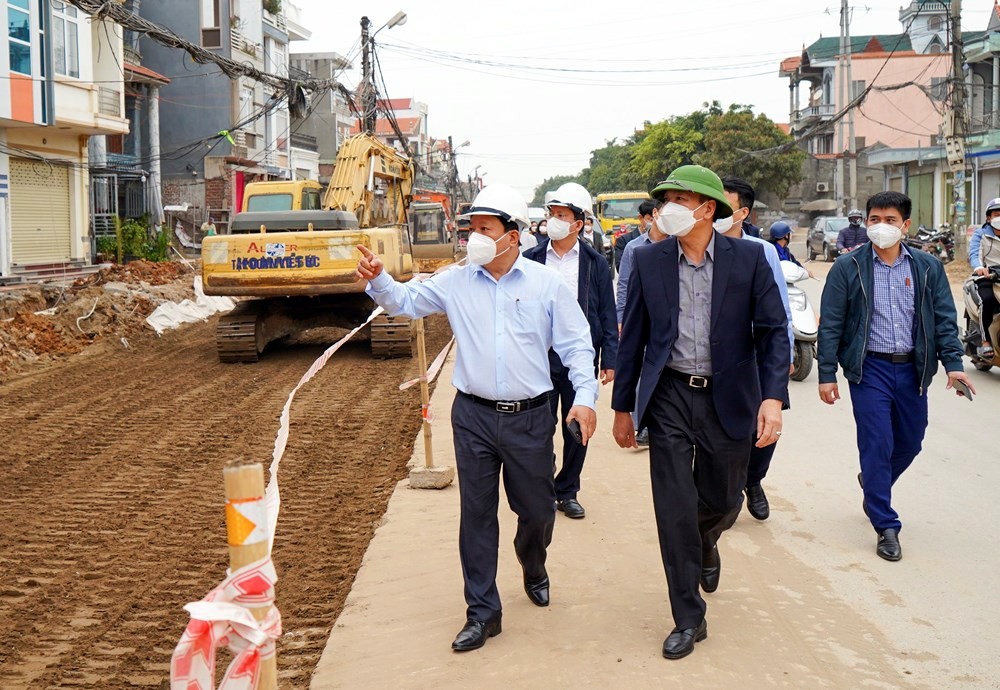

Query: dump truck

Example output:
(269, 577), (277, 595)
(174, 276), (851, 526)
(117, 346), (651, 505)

(201, 133), (417, 362)
(595, 191), (650, 242)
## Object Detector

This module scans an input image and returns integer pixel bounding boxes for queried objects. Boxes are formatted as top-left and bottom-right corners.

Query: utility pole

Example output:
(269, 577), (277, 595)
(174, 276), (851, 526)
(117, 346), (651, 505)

(844, 0), (858, 212)
(836, 2), (847, 213)
(946, 0), (968, 250)
(360, 16), (376, 134)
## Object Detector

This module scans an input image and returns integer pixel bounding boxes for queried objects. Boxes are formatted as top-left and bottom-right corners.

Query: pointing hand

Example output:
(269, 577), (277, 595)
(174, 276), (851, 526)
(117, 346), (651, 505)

(356, 244), (384, 281)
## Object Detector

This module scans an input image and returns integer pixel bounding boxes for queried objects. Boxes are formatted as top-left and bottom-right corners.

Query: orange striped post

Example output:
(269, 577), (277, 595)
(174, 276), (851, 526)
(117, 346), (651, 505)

(223, 462), (277, 690)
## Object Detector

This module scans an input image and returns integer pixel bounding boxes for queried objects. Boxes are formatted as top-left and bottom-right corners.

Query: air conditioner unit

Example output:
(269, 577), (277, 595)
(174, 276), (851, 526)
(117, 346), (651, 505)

(816, 182), (830, 193)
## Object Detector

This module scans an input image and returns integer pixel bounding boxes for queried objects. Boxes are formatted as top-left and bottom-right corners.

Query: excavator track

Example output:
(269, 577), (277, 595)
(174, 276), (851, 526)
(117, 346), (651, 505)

(216, 304), (265, 363)
(370, 315), (414, 358)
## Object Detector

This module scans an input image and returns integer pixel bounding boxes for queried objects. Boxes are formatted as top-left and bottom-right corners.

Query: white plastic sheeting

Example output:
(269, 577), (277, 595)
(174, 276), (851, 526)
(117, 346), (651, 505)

(145, 276), (235, 335)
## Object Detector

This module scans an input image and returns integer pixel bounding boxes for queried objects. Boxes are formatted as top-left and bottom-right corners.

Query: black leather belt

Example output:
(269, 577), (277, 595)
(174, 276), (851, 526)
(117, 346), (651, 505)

(460, 391), (551, 414)
(666, 368), (712, 390)
(867, 351), (914, 364)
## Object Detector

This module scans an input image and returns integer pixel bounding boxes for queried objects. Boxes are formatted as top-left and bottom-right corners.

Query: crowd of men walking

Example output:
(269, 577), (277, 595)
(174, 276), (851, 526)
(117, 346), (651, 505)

(355, 165), (975, 660)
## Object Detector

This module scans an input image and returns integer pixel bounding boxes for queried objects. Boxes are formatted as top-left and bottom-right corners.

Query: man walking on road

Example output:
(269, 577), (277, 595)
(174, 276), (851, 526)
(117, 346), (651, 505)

(524, 182), (617, 520)
(356, 183), (598, 652)
(717, 177), (795, 521)
(614, 199), (658, 271)
(612, 165), (790, 660)
(818, 191), (974, 562)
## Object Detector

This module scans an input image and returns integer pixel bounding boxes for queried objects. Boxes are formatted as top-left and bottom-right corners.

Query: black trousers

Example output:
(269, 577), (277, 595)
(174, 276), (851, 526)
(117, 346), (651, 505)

(745, 438), (777, 487)
(451, 392), (557, 622)
(646, 375), (752, 629)
(549, 364), (589, 501)
(978, 281), (999, 342)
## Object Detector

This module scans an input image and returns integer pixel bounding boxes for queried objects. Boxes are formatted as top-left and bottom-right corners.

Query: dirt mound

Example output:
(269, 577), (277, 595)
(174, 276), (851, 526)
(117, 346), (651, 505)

(0, 260), (198, 377)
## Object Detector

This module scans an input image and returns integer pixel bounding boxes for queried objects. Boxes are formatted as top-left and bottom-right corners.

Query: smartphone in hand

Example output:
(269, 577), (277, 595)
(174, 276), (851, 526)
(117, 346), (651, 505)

(567, 419), (583, 444)
(954, 379), (974, 401)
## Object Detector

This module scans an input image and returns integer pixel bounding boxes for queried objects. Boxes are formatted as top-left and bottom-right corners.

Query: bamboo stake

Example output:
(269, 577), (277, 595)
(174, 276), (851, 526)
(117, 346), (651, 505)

(415, 317), (434, 468)
(223, 462), (276, 690)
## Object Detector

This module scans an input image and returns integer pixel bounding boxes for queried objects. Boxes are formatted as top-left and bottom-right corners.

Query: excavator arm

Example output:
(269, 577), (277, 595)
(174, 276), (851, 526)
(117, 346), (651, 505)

(322, 133), (414, 228)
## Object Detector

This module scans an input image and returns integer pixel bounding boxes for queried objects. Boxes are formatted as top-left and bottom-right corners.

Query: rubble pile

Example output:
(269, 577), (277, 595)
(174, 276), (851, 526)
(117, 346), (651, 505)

(0, 260), (198, 375)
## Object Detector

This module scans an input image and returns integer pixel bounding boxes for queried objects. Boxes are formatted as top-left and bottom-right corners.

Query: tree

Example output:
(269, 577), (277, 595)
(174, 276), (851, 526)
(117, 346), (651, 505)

(587, 139), (636, 194)
(531, 173), (583, 206)
(627, 118), (703, 191)
(695, 106), (805, 199)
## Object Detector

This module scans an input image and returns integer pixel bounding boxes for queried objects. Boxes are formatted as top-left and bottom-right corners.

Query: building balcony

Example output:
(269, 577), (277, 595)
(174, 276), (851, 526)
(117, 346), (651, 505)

(54, 80), (128, 135)
(290, 132), (318, 152)
(795, 103), (836, 122)
(283, 0), (311, 41)
(969, 112), (1000, 135)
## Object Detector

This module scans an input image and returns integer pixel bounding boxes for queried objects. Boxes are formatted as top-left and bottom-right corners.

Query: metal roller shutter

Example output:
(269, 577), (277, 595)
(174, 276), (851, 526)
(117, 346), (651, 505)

(9, 158), (72, 265)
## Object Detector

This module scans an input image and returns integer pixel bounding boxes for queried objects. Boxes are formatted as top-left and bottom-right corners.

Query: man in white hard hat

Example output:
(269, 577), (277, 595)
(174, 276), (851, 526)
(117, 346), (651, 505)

(524, 182), (617, 520)
(356, 183), (598, 653)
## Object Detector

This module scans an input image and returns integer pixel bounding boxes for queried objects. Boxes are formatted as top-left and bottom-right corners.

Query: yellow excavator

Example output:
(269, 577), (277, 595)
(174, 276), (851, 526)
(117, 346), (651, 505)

(201, 133), (417, 362)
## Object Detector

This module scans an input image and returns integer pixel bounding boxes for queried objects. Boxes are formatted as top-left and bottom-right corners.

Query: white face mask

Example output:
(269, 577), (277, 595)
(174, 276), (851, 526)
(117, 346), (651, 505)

(867, 222), (903, 249)
(990, 218), (1000, 231)
(467, 230), (512, 265)
(655, 201), (707, 237)
(545, 216), (574, 241)
(713, 216), (736, 233)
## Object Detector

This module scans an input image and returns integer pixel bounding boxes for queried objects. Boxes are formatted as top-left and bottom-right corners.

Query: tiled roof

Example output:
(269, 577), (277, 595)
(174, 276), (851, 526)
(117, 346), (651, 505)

(806, 34), (913, 60)
(349, 116), (422, 136)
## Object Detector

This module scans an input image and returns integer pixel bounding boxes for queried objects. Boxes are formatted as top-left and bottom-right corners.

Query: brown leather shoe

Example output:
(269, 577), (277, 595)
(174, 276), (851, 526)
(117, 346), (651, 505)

(451, 614), (502, 652)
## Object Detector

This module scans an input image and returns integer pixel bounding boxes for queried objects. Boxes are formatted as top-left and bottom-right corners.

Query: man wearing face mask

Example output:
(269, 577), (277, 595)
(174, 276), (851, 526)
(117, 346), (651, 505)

(612, 165), (790, 660)
(356, 183), (598, 652)
(719, 178), (795, 521)
(967, 197), (1000, 358)
(837, 209), (867, 254)
(818, 191), (974, 562)
(524, 182), (617, 520)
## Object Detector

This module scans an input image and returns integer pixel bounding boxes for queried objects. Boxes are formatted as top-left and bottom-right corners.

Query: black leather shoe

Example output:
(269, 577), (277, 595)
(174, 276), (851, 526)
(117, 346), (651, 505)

(523, 573), (550, 607)
(858, 472), (870, 518)
(635, 428), (650, 447)
(877, 528), (902, 561)
(662, 619), (708, 659)
(451, 614), (502, 652)
(745, 484), (769, 521)
(557, 498), (585, 519)
(700, 544), (721, 593)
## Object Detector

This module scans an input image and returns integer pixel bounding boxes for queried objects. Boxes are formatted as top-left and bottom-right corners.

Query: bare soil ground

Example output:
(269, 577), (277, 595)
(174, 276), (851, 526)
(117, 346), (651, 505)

(0, 265), (451, 689)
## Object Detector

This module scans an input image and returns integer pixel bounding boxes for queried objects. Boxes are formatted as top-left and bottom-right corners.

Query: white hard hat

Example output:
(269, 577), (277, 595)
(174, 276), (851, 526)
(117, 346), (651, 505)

(462, 184), (530, 231)
(545, 182), (593, 219)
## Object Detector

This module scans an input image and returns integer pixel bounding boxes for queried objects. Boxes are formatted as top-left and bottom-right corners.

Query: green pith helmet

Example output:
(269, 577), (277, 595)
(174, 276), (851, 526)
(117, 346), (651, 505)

(651, 165), (734, 218)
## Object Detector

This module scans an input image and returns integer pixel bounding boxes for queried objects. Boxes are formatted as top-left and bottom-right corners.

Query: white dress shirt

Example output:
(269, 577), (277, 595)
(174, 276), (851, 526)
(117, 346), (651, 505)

(545, 239), (580, 298)
(366, 255), (597, 408)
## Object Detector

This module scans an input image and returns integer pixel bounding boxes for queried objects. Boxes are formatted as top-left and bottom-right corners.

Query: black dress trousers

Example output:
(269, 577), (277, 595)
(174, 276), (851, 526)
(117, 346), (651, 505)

(451, 392), (557, 622)
(645, 375), (752, 630)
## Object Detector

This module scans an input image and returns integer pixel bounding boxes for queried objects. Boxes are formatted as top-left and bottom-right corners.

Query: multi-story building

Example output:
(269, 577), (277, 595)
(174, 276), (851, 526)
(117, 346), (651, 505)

(139, 0), (309, 234)
(0, 0), (129, 280)
(350, 97), (429, 161)
(288, 51), (354, 184)
(778, 0), (952, 225)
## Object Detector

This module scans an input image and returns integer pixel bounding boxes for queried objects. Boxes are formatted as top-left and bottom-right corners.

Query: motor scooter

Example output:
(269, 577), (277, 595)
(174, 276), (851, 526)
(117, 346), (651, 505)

(962, 267), (1000, 371)
(780, 260), (818, 381)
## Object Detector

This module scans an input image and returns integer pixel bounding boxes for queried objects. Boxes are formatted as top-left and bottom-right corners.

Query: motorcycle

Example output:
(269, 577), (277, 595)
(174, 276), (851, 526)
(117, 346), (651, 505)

(906, 225), (955, 264)
(780, 260), (819, 381)
(961, 268), (1000, 371)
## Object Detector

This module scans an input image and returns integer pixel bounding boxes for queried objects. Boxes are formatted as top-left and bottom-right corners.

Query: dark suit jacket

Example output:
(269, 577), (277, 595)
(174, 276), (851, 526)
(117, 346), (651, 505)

(524, 237), (618, 372)
(611, 233), (790, 440)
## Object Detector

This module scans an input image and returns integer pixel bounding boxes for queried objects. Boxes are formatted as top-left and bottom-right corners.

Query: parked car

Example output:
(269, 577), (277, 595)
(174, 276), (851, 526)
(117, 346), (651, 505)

(807, 216), (850, 262)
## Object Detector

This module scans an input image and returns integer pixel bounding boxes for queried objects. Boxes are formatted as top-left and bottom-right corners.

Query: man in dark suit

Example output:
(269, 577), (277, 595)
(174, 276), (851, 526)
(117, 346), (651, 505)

(525, 182), (617, 520)
(612, 165), (790, 660)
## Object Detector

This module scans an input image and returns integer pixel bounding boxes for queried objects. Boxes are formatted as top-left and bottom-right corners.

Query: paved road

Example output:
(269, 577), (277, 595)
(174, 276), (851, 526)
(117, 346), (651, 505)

(312, 240), (999, 689)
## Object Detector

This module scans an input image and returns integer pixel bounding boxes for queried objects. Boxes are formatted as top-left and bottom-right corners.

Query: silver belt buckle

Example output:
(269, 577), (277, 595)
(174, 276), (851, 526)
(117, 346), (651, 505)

(688, 375), (709, 389)
(496, 401), (520, 413)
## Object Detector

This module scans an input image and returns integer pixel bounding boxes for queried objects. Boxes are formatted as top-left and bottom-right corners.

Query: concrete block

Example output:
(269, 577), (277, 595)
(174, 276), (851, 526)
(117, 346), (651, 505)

(408, 465), (455, 490)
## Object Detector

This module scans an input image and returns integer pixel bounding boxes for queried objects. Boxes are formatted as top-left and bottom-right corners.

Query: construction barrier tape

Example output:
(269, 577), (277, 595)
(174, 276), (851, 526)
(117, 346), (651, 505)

(171, 305), (385, 690)
(399, 336), (455, 392)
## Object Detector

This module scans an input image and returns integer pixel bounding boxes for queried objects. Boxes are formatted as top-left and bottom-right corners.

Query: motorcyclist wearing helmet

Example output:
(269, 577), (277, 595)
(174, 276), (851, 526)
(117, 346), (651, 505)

(837, 209), (867, 253)
(968, 197), (1000, 357)
(769, 221), (815, 278)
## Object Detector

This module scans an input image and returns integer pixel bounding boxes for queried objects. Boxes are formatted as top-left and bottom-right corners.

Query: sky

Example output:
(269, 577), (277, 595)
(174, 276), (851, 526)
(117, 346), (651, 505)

(293, 0), (994, 199)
